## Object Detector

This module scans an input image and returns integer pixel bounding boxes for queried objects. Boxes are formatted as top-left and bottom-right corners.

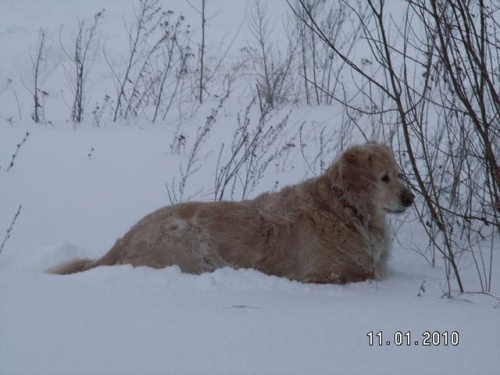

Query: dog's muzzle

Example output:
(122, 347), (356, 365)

(400, 190), (415, 208)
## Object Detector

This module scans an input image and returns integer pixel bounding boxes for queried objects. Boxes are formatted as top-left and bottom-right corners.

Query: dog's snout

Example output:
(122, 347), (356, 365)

(401, 190), (415, 207)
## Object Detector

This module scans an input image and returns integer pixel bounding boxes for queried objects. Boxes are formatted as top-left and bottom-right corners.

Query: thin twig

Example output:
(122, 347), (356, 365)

(6, 132), (30, 172)
(0, 205), (22, 255)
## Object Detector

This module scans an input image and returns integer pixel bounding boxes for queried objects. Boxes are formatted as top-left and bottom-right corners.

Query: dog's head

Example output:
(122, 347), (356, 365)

(328, 142), (414, 214)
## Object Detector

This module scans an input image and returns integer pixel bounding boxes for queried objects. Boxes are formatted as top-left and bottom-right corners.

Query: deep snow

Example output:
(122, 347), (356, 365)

(1, 1), (499, 374)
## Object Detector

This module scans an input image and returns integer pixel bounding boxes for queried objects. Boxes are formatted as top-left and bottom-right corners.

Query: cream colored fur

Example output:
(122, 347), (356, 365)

(48, 142), (414, 284)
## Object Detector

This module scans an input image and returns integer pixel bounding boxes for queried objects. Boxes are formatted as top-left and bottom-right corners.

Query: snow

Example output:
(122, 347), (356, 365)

(1, 0), (499, 374)
(1, 262), (499, 374)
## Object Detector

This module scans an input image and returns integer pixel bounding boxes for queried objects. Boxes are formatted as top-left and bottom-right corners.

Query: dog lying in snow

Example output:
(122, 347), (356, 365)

(48, 142), (414, 284)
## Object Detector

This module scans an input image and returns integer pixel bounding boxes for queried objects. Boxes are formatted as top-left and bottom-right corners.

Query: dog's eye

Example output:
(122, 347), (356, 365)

(381, 174), (390, 183)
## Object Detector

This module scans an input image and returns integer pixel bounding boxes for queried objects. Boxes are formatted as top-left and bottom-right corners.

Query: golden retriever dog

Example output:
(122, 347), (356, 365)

(49, 142), (414, 283)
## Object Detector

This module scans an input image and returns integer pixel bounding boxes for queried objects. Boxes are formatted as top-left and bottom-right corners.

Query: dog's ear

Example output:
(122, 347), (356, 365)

(328, 148), (376, 194)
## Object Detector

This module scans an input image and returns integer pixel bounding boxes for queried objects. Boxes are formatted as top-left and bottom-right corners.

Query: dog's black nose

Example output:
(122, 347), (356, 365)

(401, 190), (415, 207)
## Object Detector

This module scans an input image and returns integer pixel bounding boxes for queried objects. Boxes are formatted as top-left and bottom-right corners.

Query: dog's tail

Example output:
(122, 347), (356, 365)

(46, 258), (98, 275)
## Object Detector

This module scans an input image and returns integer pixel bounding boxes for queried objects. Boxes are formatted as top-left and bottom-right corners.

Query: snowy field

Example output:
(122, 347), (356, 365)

(1, 0), (499, 374)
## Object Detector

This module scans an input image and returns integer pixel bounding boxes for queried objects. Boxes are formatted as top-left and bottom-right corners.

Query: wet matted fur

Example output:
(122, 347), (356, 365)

(48, 142), (414, 283)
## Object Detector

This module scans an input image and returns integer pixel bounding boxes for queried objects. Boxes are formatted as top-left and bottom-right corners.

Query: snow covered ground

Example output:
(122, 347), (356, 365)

(1, 1), (499, 374)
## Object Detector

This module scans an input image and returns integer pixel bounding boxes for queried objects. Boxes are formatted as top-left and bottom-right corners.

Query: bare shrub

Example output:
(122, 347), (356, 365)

(61, 10), (104, 125)
(109, 0), (193, 123)
(30, 29), (50, 124)
(244, 0), (297, 113)
(290, 0), (368, 105)
(167, 91), (229, 204)
(110, 0), (161, 122)
(291, 0), (500, 295)
(187, 0), (207, 104)
(214, 99), (295, 201)
(298, 119), (354, 177)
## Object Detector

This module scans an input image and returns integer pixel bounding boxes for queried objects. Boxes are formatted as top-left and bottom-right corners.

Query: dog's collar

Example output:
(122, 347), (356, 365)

(330, 185), (365, 223)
